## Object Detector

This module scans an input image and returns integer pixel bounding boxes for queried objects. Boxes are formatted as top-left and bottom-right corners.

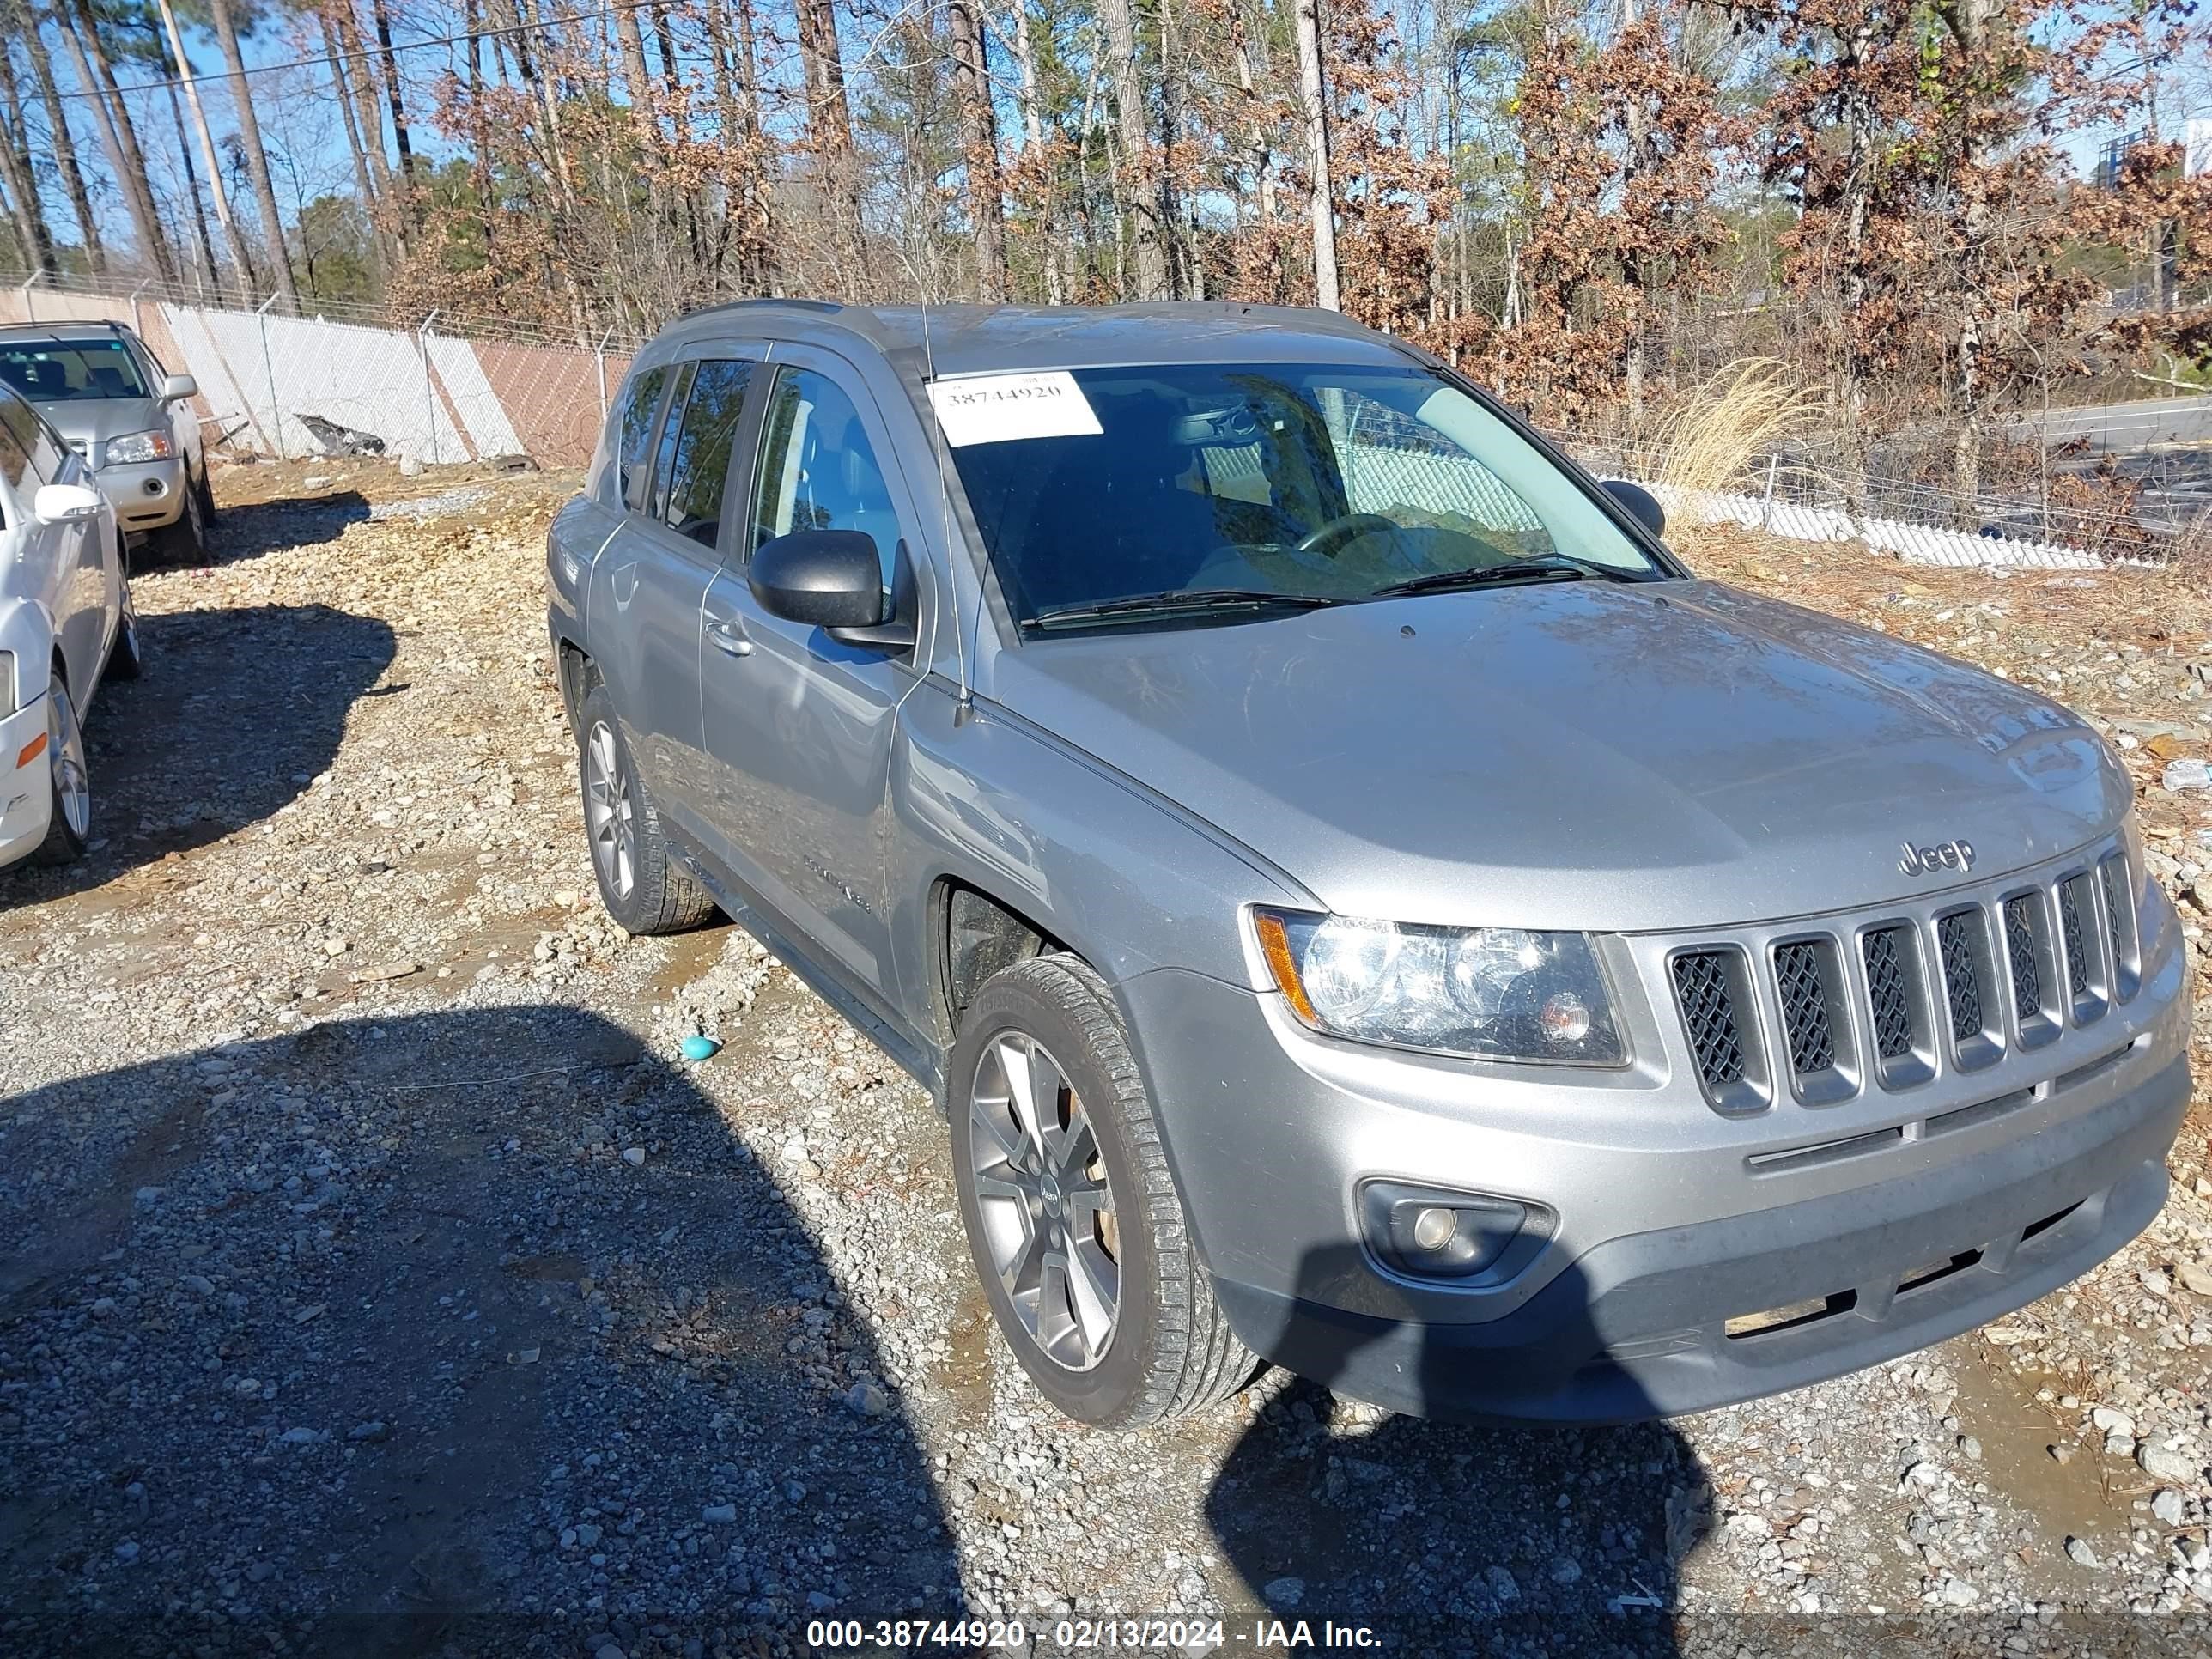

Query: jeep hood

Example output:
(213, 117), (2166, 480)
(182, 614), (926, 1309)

(989, 580), (2130, 933)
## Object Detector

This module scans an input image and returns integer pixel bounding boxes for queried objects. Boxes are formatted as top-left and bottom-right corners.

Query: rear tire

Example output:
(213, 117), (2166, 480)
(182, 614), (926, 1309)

(574, 681), (716, 935)
(949, 953), (1255, 1427)
(30, 672), (91, 867)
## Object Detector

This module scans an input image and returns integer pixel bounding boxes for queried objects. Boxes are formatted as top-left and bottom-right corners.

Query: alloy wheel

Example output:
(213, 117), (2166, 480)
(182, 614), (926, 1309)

(583, 719), (636, 899)
(967, 1031), (1122, 1371)
(48, 677), (88, 840)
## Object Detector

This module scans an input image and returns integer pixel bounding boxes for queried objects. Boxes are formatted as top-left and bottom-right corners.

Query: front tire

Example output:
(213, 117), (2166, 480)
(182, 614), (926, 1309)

(31, 672), (91, 867)
(949, 954), (1255, 1427)
(574, 681), (716, 935)
(106, 578), (144, 681)
(151, 470), (206, 562)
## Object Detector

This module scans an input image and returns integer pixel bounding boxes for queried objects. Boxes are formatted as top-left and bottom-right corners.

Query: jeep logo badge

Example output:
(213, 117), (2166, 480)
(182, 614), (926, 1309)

(1899, 839), (1975, 878)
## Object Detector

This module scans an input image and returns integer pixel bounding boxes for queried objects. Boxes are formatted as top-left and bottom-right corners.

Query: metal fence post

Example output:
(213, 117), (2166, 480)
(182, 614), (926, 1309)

(15, 271), (40, 324)
(596, 329), (613, 418)
(256, 291), (282, 459)
(419, 310), (442, 466)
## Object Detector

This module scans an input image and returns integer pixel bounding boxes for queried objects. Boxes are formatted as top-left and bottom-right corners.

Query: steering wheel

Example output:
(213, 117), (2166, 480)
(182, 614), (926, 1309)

(1295, 512), (1403, 560)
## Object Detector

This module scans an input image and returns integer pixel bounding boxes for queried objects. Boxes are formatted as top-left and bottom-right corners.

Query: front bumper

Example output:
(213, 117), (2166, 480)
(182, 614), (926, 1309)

(1121, 906), (2191, 1423)
(95, 456), (186, 534)
(0, 694), (52, 871)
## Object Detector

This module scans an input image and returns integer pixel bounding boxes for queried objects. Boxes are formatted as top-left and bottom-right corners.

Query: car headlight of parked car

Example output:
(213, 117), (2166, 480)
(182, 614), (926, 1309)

(103, 430), (174, 465)
(1252, 908), (1624, 1063)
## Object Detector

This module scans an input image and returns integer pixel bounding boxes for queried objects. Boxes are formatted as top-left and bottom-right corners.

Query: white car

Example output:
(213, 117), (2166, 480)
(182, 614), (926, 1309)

(0, 379), (138, 872)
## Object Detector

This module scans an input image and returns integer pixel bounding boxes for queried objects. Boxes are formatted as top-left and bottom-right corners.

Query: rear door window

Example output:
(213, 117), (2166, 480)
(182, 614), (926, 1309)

(614, 365), (669, 511)
(0, 392), (53, 488)
(659, 360), (754, 549)
(0, 394), (32, 514)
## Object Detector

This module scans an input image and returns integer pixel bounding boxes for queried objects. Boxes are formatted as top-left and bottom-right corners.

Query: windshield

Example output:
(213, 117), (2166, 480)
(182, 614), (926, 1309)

(942, 362), (1662, 628)
(0, 338), (149, 403)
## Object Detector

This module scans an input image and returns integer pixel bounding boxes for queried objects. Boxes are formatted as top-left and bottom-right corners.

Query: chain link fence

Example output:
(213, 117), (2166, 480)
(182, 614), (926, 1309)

(3, 267), (2203, 568)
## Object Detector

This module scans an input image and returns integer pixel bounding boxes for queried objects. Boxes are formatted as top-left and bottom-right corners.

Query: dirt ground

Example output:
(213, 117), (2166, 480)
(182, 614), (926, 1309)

(1, 460), (2209, 1657)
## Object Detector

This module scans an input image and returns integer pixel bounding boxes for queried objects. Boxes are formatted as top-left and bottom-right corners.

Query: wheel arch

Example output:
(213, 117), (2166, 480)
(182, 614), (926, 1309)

(0, 594), (60, 711)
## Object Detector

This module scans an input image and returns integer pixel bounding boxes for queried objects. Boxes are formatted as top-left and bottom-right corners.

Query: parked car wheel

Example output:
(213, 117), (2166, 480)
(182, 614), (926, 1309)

(574, 681), (717, 934)
(194, 463), (218, 528)
(106, 578), (144, 681)
(949, 953), (1256, 1426)
(152, 470), (207, 562)
(31, 670), (91, 866)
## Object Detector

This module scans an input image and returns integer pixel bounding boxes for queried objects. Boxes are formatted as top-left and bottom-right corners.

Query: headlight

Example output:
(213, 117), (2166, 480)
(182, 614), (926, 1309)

(104, 430), (174, 465)
(1253, 908), (1624, 1063)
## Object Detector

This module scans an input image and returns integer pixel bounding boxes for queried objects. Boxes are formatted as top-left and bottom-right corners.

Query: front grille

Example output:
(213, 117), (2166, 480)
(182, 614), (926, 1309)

(1863, 927), (1915, 1060)
(1937, 912), (1984, 1041)
(2004, 895), (2043, 1019)
(2058, 876), (2092, 999)
(1673, 951), (1745, 1087)
(2100, 856), (2134, 996)
(1772, 941), (1834, 1074)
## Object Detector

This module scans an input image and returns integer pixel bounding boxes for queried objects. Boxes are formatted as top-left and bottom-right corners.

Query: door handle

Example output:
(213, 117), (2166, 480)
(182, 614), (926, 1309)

(706, 617), (753, 657)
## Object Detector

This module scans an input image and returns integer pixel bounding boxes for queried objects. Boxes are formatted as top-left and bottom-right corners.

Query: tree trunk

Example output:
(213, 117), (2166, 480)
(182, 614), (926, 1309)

(1293, 0), (1338, 309)
(945, 0), (1008, 301)
(58, 0), (173, 281)
(207, 0), (299, 308)
(318, 10), (386, 280)
(369, 0), (416, 193)
(1158, 0), (1191, 298)
(163, 76), (223, 297)
(464, 0), (493, 262)
(1836, 18), (1874, 524)
(21, 3), (105, 273)
(1942, 0), (2002, 514)
(997, 0), (1058, 301)
(795, 0), (863, 259)
(0, 40), (54, 276)
(1097, 0), (1167, 298)
(330, 2), (409, 253)
(154, 0), (257, 303)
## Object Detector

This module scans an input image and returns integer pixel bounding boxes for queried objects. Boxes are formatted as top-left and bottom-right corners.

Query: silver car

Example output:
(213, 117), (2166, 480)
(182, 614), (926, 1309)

(0, 322), (211, 562)
(546, 302), (2189, 1427)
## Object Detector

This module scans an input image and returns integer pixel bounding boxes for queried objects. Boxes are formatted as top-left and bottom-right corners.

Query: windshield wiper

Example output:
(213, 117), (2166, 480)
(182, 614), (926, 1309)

(1370, 554), (1625, 599)
(1029, 587), (1343, 629)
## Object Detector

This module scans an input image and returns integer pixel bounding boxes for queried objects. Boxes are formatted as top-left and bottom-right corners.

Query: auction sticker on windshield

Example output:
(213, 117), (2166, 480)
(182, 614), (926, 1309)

(928, 371), (1103, 447)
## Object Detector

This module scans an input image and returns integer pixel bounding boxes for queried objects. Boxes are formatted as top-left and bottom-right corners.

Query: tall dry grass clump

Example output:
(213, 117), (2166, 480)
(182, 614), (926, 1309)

(1642, 358), (1826, 500)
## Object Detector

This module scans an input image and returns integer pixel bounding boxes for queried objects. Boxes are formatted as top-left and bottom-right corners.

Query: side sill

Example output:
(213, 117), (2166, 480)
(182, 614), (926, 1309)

(664, 830), (946, 1097)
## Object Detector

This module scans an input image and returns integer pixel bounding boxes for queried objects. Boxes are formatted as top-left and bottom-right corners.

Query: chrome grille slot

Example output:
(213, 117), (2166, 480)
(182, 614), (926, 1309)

(1937, 911), (1984, 1043)
(2100, 854), (2140, 1003)
(1863, 927), (1915, 1060)
(1924, 1087), (2033, 1138)
(1673, 951), (1745, 1088)
(1772, 940), (1834, 1076)
(2058, 878), (2090, 998)
(2004, 895), (2044, 1020)
(1746, 1125), (1904, 1174)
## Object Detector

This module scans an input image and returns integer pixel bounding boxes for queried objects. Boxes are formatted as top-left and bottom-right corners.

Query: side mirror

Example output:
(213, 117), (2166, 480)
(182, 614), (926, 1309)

(33, 482), (104, 526)
(750, 529), (888, 630)
(161, 374), (198, 404)
(1601, 478), (1666, 538)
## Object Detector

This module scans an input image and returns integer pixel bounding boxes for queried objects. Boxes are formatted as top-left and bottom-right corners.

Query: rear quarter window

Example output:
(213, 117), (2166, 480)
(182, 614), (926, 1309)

(613, 366), (669, 511)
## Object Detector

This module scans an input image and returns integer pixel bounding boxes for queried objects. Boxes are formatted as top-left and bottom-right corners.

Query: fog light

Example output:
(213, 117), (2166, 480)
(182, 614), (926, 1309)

(142, 478), (165, 496)
(1410, 1206), (1456, 1252)
(1359, 1179), (1550, 1281)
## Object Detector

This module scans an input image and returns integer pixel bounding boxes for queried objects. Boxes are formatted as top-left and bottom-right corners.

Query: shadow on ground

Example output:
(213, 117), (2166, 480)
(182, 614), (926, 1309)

(139, 490), (373, 569)
(2, 603), (394, 903)
(0, 1006), (957, 1654)
(1206, 1246), (1709, 1654)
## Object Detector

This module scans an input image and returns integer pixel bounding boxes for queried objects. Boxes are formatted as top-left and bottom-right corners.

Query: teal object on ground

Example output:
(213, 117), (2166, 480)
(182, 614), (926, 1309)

(680, 1035), (721, 1062)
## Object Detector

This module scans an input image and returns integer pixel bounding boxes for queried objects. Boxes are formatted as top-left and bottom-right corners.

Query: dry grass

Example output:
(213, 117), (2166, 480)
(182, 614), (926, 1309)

(1641, 358), (1827, 501)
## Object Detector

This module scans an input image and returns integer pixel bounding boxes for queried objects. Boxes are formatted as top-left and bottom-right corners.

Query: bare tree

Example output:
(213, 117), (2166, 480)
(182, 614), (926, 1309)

(206, 0), (300, 308)
(0, 34), (56, 276)
(17, 3), (106, 274)
(946, 0), (1009, 300)
(152, 0), (256, 301)
(1097, 0), (1169, 297)
(57, 0), (174, 281)
(1294, 0), (1339, 308)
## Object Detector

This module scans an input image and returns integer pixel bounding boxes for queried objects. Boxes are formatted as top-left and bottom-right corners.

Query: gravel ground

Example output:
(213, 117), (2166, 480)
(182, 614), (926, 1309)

(2, 464), (2209, 1658)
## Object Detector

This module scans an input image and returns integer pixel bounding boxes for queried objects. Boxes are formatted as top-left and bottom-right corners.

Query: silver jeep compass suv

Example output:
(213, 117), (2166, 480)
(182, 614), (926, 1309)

(546, 301), (2189, 1427)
